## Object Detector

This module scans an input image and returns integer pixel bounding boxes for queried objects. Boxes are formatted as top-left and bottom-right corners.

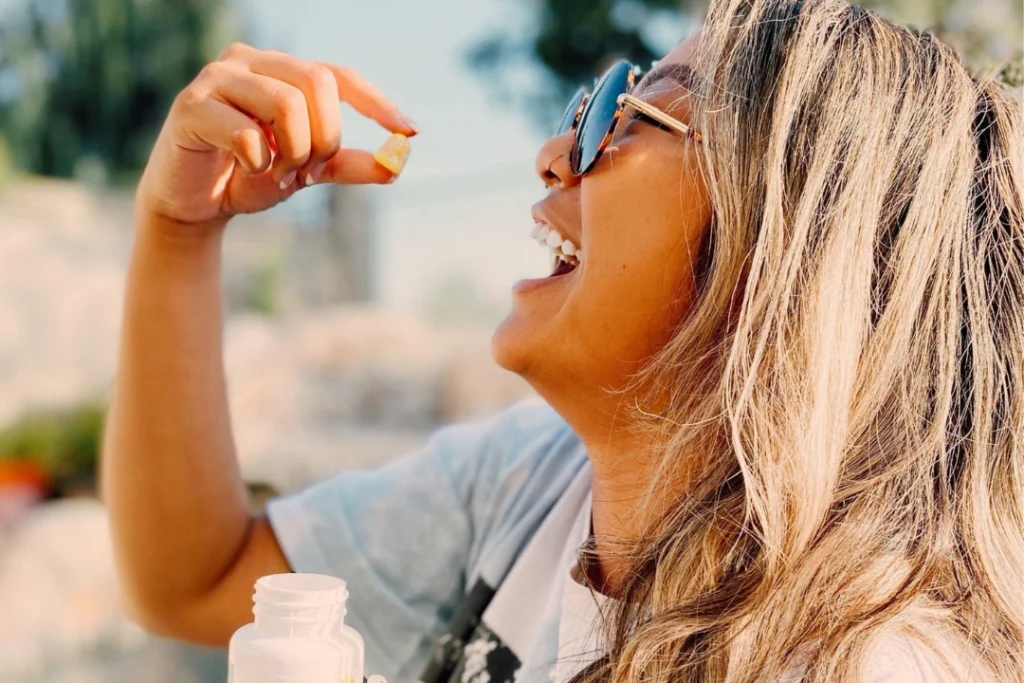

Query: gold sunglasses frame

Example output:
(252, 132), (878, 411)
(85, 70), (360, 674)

(557, 89), (589, 136)
(617, 93), (703, 144)
(563, 63), (704, 176)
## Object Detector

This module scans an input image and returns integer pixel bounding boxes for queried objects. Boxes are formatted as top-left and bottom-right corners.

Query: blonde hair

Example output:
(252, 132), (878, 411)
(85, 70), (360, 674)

(571, 1), (1023, 681)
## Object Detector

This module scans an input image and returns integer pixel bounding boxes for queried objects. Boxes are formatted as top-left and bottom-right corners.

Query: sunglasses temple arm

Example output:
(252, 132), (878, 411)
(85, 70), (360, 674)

(618, 94), (703, 142)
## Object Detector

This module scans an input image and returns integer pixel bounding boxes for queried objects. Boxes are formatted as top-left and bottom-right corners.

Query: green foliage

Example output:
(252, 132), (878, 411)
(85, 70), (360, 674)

(244, 258), (283, 316)
(468, 0), (701, 128)
(997, 57), (1023, 89)
(0, 402), (106, 494)
(469, 0), (1023, 128)
(0, 0), (239, 182)
(0, 132), (14, 190)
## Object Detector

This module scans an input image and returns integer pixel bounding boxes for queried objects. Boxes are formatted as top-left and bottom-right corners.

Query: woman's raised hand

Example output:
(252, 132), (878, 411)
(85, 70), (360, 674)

(136, 43), (418, 227)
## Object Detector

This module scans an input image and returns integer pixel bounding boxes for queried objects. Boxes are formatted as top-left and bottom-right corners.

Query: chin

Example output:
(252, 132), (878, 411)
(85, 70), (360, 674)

(491, 308), (536, 377)
(492, 301), (585, 403)
(493, 306), (600, 438)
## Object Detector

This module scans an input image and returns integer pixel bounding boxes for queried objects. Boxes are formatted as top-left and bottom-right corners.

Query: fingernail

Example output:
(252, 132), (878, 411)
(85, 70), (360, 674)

(385, 174), (398, 184)
(400, 115), (419, 134)
(305, 163), (326, 187)
(279, 170), (297, 189)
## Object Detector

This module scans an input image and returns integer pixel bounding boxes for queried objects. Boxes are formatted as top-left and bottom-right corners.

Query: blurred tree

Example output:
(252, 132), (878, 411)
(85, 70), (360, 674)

(468, 0), (702, 130)
(469, 0), (1023, 129)
(0, 0), (239, 182)
(0, 133), (13, 190)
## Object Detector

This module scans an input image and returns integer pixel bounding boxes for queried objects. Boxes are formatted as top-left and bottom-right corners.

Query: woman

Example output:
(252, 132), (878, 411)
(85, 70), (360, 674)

(102, 0), (1023, 681)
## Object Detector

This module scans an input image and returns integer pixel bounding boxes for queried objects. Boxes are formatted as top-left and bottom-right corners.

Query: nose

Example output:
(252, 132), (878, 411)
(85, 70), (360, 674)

(535, 132), (579, 190)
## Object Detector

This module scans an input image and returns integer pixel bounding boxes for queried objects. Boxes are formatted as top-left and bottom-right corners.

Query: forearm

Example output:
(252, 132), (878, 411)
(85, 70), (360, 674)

(102, 212), (251, 620)
(99, 44), (409, 643)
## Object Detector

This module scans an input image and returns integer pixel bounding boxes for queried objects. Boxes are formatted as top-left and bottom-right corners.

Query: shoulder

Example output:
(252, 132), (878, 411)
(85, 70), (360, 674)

(451, 400), (588, 572)
(429, 398), (581, 478)
(471, 399), (586, 499)
(486, 398), (584, 476)
(395, 399), (585, 529)
(481, 397), (575, 443)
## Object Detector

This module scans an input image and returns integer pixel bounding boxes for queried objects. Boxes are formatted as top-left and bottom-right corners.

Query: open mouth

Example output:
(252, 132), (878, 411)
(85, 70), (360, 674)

(531, 222), (582, 278)
(551, 255), (576, 277)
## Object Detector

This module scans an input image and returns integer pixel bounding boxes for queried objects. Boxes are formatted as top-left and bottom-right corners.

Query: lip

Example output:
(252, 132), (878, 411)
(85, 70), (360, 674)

(512, 265), (578, 296)
(531, 203), (581, 249)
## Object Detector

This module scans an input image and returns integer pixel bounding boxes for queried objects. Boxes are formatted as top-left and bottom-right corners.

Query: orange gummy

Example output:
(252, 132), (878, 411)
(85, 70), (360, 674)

(374, 133), (411, 175)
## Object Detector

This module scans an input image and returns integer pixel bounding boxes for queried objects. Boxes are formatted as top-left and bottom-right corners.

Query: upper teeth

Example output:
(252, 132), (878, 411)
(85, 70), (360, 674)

(531, 222), (582, 265)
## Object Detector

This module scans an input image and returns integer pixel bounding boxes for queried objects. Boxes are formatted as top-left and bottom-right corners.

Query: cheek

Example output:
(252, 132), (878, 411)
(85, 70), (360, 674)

(576, 167), (709, 357)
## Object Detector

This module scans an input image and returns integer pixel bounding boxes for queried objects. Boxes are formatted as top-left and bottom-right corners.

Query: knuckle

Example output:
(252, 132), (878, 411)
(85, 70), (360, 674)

(316, 132), (341, 157)
(232, 129), (269, 169)
(230, 127), (256, 151)
(199, 60), (231, 81)
(302, 64), (336, 95)
(173, 83), (207, 112)
(271, 87), (305, 118)
(313, 123), (342, 156)
(219, 42), (250, 61)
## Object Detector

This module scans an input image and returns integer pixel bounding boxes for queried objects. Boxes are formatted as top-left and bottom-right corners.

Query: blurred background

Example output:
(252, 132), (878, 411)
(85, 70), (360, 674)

(0, 0), (1019, 680)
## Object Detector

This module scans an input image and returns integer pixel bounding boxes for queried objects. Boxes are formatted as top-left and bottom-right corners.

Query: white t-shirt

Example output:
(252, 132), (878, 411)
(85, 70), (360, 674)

(267, 400), (962, 683)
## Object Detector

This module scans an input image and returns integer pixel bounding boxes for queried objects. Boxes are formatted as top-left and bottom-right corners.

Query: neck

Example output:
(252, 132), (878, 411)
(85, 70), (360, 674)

(583, 433), (660, 597)
(546, 392), (687, 597)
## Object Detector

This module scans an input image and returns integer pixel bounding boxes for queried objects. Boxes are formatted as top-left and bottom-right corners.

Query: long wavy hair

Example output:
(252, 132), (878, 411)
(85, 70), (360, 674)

(569, 1), (1023, 681)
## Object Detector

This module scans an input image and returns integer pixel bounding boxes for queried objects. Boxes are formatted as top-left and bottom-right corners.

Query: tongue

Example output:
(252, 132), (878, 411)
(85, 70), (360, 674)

(551, 258), (576, 277)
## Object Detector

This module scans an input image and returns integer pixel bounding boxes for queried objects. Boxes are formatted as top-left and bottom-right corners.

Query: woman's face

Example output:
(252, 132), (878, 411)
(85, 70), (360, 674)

(492, 36), (713, 431)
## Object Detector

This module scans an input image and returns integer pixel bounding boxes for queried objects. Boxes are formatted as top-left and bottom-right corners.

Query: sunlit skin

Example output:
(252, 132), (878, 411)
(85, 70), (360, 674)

(491, 36), (712, 587)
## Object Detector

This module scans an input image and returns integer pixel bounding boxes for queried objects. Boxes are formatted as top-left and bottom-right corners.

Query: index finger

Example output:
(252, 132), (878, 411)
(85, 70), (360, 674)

(319, 63), (418, 137)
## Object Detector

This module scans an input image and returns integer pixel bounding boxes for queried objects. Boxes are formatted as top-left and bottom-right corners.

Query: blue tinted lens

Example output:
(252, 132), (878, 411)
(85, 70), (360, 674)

(571, 60), (633, 175)
(555, 88), (588, 136)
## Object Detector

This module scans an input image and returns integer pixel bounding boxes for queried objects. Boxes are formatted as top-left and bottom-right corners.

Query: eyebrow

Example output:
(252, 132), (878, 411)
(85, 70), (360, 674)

(634, 63), (696, 95)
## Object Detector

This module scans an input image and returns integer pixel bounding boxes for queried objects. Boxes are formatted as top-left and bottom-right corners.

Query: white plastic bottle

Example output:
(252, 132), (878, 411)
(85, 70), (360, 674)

(229, 573), (365, 683)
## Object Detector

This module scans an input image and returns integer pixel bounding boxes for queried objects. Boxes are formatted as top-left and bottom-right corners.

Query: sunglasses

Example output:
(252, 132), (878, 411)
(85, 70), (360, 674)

(554, 59), (702, 176)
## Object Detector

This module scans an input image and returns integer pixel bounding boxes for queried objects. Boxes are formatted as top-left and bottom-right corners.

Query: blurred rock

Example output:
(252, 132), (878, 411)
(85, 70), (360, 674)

(436, 328), (540, 422)
(0, 499), (144, 681)
(28, 638), (226, 683)
(0, 499), (228, 683)
(0, 178), (534, 496)
(0, 178), (536, 680)
(225, 309), (533, 493)
(0, 180), (128, 426)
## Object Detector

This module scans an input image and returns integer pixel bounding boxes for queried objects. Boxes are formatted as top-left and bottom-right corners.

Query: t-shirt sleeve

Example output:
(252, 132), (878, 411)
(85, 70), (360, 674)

(263, 409), (515, 682)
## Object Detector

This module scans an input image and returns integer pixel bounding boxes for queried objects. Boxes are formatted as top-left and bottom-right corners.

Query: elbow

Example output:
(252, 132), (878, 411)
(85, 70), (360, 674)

(118, 586), (186, 641)
(119, 586), (232, 648)
(121, 597), (178, 641)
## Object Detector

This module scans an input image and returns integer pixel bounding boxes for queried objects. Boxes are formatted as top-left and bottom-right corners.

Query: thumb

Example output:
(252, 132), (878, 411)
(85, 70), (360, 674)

(311, 148), (397, 186)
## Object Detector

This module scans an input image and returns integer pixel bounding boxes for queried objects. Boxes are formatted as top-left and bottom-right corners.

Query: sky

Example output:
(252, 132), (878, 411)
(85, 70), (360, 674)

(0, 0), (689, 313)
(236, 0), (689, 313)
(235, 0), (559, 312)
(1, 0), (1016, 313)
